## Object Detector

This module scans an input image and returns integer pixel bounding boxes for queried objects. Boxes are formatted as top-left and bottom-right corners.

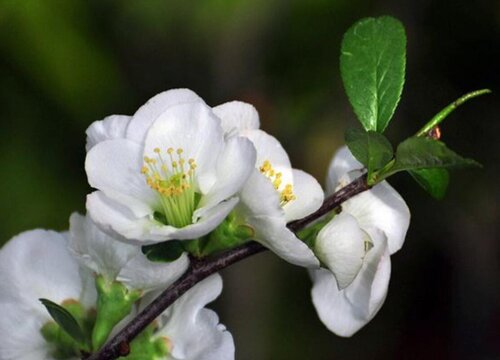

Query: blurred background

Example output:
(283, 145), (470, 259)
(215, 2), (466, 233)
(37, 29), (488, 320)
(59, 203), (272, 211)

(0, 0), (498, 359)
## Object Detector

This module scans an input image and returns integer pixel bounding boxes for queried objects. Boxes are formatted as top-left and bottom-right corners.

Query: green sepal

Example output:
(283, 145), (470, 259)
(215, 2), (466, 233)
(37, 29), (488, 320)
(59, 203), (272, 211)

(199, 213), (255, 257)
(41, 322), (82, 359)
(340, 16), (406, 132)
(142, 240), (185, 262)
(345, 128), (394, 183)
(39, 299), (89, 348)
(125, 323), (170, 360)
(409, 168), (450, 200)
(92, 276), (142, 351)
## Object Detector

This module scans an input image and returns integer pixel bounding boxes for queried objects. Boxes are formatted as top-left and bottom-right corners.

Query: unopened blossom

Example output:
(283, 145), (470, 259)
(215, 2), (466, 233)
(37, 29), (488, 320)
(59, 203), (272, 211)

(0, 230), (95, 360)
(85, 89), (256, 244)
(310, 146), (410, 336)
(212, 101), (324, 267)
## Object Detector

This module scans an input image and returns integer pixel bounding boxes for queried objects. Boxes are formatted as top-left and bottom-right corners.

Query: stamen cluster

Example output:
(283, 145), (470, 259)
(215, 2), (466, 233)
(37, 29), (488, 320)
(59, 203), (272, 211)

(259, 160), (296, 206)
(142, 147), (197, 227)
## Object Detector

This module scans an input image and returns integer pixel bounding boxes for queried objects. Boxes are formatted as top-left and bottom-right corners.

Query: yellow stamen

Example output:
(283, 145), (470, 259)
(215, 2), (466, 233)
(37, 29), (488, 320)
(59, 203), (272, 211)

(141, 147), (198, 228)
(259, 159), (296, 206)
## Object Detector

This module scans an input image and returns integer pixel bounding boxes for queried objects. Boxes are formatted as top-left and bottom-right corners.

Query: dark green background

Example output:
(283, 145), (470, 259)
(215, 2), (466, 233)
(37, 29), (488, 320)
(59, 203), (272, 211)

(0, 1), (498, 359)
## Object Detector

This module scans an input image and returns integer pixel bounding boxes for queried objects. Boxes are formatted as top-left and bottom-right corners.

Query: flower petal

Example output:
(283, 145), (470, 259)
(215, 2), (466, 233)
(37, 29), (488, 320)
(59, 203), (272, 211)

(237, 171), (320, 268)
(284, 169), (324, 222)
(0, 303), (50, 360)
(88, 191), (238, 244)
(326, 146), (363, 194)
(315, 213), (367, 289)
(86, 191), (154, 242)
(126, 89), (204, 143)
(86, 115), (131, 151)
(0, 230), (81, 312)
(310, 228), (391, 337)
(212, 101), (260, 135)
(340, 172), (410, 254)
(86, 139), (157, 217)
(242, 129), (293, 188)
(149, 197), (239, 242)
(143, 102), (224, 194)
(117, 252), (189, 292)
(158, 274), (234, 360)
(69, 213), (138, 282)
(195, 136), (256, 217)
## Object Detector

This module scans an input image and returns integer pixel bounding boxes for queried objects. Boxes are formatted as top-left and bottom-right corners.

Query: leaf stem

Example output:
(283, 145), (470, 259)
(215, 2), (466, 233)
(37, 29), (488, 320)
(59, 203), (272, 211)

(415, 89), (491, 137)
(85, 175), (369, 360)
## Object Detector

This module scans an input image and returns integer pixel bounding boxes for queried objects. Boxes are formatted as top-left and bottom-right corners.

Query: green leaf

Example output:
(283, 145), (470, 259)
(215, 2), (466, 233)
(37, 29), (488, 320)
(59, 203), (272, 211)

(39, 298), (87, 346)
(340, 16), (406, 132)
(141, 240), (185, 262)
(345, 128), (393, 177)
(391, 137), (481, 174)
(409, 168), (450, 200)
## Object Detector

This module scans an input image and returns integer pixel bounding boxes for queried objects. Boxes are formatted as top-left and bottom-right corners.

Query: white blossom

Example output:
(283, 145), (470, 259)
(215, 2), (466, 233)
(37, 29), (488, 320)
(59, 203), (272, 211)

(0, 230), (94, 360)
(214, 101), (324, 267)
(85, 89), (256, 244)
(310, 146), (410, 336)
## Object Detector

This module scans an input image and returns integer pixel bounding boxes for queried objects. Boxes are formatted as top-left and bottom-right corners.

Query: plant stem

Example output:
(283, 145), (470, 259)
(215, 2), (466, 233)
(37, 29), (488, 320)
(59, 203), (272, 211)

(415, 89), (491, 137)
(85, 175), (369, 360)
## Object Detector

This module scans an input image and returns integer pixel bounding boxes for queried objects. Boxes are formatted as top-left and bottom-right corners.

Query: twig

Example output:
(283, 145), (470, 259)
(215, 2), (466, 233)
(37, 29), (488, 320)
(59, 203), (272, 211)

(86, 175), (369, 360)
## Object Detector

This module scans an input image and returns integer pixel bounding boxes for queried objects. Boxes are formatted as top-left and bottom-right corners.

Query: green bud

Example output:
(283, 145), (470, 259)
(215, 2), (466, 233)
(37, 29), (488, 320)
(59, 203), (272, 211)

(126, 324), (170, 360)
(91, 276), (142, 351)
(200, 213), (255, 256)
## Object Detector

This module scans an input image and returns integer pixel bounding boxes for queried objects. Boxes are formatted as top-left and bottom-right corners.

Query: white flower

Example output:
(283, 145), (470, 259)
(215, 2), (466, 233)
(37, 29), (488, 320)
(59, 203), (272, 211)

(310, 146), (410, 336)
(68, 213), (189, 293)
(311, 227), (391, 337)
(85, 89), (256, 244)
(213, 101), (324, 267)
(0, 230), (94, 360)
(154, 274), (234, 360)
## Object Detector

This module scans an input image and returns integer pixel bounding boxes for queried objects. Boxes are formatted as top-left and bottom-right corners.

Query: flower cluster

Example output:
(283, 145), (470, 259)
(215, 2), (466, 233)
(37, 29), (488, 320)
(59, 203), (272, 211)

(0, 89), (410, 359)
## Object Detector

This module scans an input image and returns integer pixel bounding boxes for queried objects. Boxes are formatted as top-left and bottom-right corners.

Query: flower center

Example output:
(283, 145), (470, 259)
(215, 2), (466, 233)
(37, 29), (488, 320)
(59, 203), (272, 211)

(142, 147), (198, 228)
(259, 160), (296, 206)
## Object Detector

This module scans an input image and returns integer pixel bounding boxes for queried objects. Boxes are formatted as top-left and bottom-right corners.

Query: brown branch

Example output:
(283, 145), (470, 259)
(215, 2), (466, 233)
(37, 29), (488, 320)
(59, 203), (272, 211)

(86, 175), (369, 360)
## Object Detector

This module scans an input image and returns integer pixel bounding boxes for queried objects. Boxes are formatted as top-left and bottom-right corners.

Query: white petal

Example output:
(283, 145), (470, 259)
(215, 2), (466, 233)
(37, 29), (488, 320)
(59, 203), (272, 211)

(85, 139), (157, 217)
(158, 274), (234, 360)
(88, 192), (238, 244)
(117, 252), (189, 292)
(310, 228), (391, 337)
(315, 213), (367, 289)
(149, 197), (239, 243)
(284, 169), (324, 222)
(86, 115), (131, 151)
(69, 213), (140, 282)
(126, 89), (204, 143)
(195, 136), (256, 217)
(242, 129), (293, 188)
(212, 101), (260, 135)
(0, 230), (81, 312)
(143, 102), (224, 194)
(0, 303), (51, 360)
(326, 146), (363, 194)
(237, 171), (319, 268)
(341, 172), (410, 254)
(86, 191), (154, 242)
